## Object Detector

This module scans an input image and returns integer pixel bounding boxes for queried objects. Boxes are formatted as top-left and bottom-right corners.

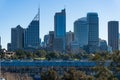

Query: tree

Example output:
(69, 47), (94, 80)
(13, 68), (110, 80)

(26, 52), (34, 59)
(61, 54), (71, 60)
(15, 50), (26, 59)
(35, 50), (47, 58)
(46, 52), (60, 60)
(93, 66), (118, 80)
(109, 51), (120, 79)
(63, 67), (93, 80)
(90, 53), (101, 61)
(41, 68), (59, 80)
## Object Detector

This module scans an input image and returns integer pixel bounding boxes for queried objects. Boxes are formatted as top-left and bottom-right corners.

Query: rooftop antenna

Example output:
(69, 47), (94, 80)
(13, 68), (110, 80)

(33, 5), (40, 21)
(38, 4), (40, 21)
(64, 5), (66, 10)
(38, 4), (41, 40)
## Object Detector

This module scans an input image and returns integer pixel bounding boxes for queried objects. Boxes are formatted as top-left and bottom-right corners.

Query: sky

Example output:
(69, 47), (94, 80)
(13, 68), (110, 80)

(0, 0), (120, 49)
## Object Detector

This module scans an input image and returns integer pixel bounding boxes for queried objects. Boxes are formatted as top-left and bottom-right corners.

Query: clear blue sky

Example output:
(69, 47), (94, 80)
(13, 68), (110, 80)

(0, 0), (120, 49)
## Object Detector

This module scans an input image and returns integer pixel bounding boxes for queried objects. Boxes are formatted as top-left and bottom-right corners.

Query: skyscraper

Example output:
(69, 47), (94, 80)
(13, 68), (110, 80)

(49, 31), (54, 49)
(87, 13), (99, 52)
(24, 10), (40, 49)
(119, 34), (120, 50)
(87, 13), (99, 46)
(66, 31), (74, 48)
(74, 17), (88, 47)
(108, 21), (119, 51)
(54, 9), (66, 52)
(11, 25), (24, 51)
(0, 36), (2, 49)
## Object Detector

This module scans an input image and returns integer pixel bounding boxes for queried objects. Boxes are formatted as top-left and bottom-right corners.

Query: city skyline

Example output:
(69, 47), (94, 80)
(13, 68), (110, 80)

(0, 0), (120, 49)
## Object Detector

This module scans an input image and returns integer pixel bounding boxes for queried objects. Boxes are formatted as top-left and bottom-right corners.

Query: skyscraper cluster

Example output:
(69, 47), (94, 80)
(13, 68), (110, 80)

(73, 13), (99, 53)
(7, 8), (119, 53)
(8, 10), (40, 51)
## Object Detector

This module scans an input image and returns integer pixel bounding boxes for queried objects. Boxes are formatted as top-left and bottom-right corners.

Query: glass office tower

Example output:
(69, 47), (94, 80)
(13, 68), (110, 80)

(87, 13), (99, 53)
(11, 25), (24, 51)
(24, 10), (40, 49)
(108, 21), (119, 51)
(74, 17), (88, 47)
(54, 9), (66, 52)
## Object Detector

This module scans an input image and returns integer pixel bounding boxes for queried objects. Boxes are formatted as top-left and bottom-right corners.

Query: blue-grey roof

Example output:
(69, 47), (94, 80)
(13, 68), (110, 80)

(0, 61), (110, 67)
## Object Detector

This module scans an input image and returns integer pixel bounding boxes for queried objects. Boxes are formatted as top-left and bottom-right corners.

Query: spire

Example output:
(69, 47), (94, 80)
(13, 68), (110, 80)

(33, 8), (40, 21)
(64, 5), (66, 9)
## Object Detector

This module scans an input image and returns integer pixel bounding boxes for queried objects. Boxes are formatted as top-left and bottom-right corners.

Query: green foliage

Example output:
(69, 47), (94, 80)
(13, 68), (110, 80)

(35, 50), (47, 58)
(62, 67), (94, 80)
(112, 51), (120, 62)
(90, 53), (101, 61)
(94, 66), (118, 80)
(41, 69), (59, 80)
(46, 52), (60, 60)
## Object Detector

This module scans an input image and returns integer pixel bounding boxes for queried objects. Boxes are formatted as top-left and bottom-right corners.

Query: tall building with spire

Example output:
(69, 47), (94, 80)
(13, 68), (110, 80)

(24, 9), (40, 49)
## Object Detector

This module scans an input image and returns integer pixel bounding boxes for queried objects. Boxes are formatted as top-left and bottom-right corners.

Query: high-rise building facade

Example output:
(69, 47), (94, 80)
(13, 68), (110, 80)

(87, 13), (99, 52)
(49, 31), (54, 49)
(119, 34), (120, 50)
(74, 17), (88, 47)
(66, 31), (74, 48)
(7, 43), (12, 51)
(108, 21), (119, 51)
(11, 25), (24, 51)
(0, 36), (2, 49)
(87, 13), (99, 46)
(53, 38), (64, 51)
(54, 9), (66, 52)
(44, 34), (49, 47)
(24, 11), (40, 49)
(99, 39), (108, 52)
